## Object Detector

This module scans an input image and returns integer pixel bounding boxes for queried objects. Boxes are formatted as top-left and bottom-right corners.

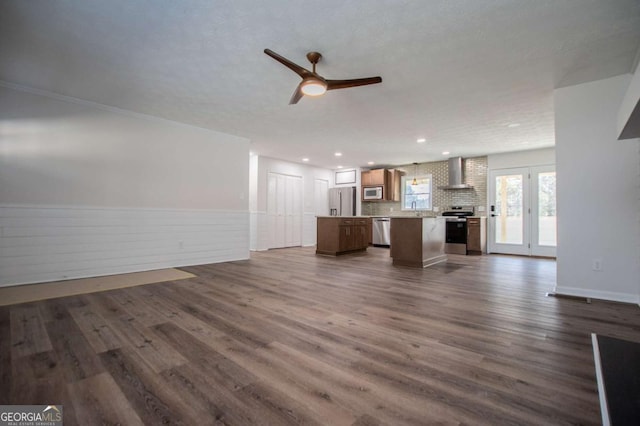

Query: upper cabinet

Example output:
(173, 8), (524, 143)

(361, 169), (402, 201)
(387, 169), (403, 201)
(361, 168), (386, 186)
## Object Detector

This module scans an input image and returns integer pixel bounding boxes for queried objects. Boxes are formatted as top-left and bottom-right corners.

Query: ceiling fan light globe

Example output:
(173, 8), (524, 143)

(300, 79), (327, 96)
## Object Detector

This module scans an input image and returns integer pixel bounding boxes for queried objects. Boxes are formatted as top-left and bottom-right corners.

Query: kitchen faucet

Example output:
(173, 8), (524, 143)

(411, 200), (422, 216)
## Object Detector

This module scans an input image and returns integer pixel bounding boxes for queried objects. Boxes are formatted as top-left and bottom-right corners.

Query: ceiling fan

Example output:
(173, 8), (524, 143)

(264, 48), (382, 104)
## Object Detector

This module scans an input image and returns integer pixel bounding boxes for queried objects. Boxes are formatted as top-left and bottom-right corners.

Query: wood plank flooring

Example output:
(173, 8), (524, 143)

(2, 247), (640, 425)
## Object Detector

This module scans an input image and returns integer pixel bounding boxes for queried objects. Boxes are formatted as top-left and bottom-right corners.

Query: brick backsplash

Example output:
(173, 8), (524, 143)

(362, 156), (488, 216)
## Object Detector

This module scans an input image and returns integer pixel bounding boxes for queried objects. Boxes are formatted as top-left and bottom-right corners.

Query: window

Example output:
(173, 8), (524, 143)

(401, 174), (432, 210)
(334, 169), (356, 185)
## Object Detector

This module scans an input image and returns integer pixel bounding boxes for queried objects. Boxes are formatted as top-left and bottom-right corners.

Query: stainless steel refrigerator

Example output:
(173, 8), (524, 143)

(328, 187), (356, 216)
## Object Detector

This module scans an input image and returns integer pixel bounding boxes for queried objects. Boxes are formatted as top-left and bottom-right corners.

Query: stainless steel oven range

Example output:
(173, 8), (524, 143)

(442, 207), (474, 255)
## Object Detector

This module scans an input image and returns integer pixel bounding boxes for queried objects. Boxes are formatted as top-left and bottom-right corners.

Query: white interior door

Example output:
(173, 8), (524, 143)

(314, 179), (329, 216)
(289, 176), (302, 247)
(267, 173), (285, 249)
(488, 166), (556, 257)
(267, 172), (302, 249)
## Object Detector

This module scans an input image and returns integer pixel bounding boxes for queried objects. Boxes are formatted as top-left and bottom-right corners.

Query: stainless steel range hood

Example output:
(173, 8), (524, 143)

(438, 157), (473, 190)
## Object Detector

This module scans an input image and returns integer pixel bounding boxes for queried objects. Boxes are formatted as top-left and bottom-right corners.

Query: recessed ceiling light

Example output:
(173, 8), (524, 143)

(507, 123), (520, 128)
(417, 138), (426, 143)
(367, 161), (375, 165)
(337, 165), (343, 169)
(334, 152), (342, 157)
(442, 151), (450, 155)
(302, 158), (309, 162)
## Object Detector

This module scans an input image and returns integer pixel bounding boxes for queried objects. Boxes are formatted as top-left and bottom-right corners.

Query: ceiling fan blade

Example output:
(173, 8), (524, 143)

(289, 84), (304, 105)
(264, 49), (312, 78)
(326, 76), (382, 91)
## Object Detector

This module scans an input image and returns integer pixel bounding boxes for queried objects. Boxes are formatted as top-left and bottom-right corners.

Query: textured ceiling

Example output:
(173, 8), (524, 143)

(1, 0), (640, 169)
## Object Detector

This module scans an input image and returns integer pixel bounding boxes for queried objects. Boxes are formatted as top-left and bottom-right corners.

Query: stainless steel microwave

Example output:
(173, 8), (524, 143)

(363, 186), (383, 200)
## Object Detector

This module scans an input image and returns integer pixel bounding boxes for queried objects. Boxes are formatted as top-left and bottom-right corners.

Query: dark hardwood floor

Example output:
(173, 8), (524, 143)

(2, 247), (639, 425)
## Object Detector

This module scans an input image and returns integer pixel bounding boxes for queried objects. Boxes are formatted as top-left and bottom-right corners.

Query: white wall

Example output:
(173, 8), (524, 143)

(250, 156), (332, 250)
(554, 74), (640, 304)
(488, 148), (555, 170)
(0, 84), (250, 286)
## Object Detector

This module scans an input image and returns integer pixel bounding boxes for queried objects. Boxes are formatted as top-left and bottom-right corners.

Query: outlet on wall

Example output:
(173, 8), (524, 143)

(592, 258), (602, 271)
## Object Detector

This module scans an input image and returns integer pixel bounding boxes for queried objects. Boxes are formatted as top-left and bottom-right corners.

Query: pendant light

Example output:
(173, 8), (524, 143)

(411, 162), (418, 185)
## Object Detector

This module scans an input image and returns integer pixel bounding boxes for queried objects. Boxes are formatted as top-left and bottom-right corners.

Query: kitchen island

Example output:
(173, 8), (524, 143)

(390, 217), (447, 267)
(316, 216), (371, 256)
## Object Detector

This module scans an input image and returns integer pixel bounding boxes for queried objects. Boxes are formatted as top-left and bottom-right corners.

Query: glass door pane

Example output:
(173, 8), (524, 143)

(531, 166), (556, 257)
(495, 174), (524, 244)
(537, 172), (556, 247)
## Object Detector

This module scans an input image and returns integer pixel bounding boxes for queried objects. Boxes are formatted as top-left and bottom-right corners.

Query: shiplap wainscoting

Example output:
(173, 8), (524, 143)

(250, 211), (269, 251)
(0, 205), (249, 287)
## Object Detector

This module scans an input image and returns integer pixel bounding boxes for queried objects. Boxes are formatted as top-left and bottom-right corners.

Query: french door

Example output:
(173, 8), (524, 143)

(488, 166), (556, 257)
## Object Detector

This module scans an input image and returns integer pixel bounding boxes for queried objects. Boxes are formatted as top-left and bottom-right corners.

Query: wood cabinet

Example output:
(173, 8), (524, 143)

(466, 217), (486, 255)
(387, 169), (402, 201)
(361, 169), (403, 201)
(316, 217), (371, 256)
(361, 169), (386, 186)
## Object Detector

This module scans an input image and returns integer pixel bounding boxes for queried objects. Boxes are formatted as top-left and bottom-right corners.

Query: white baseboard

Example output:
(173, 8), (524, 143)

(553, 285), (639, 305)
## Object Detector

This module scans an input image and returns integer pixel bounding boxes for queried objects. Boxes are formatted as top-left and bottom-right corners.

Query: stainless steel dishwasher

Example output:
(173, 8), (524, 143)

(372, 217), (391, 247)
